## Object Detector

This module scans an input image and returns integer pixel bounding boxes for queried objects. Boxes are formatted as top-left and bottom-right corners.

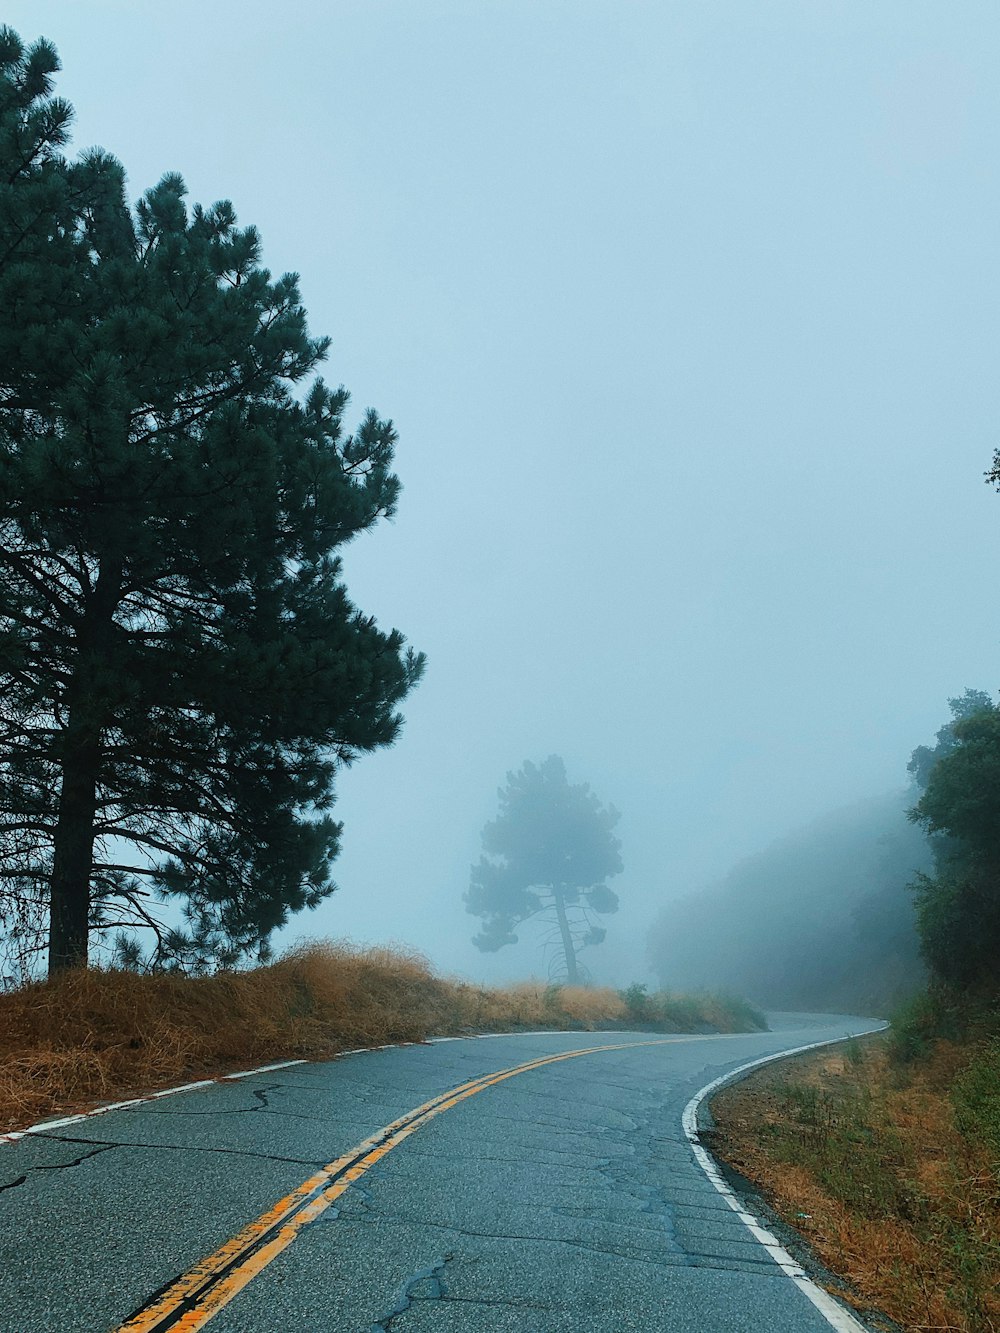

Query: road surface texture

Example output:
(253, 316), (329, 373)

(0, 1014), (881, 1332)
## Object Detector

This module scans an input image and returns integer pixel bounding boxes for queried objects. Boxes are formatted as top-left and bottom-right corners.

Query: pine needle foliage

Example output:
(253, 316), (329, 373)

(0, 29), (425, 975)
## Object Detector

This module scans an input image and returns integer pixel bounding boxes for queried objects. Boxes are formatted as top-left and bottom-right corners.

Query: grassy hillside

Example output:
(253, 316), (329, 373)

(709, 1024), (1000, 1332)
(0, 940), (765, 1131)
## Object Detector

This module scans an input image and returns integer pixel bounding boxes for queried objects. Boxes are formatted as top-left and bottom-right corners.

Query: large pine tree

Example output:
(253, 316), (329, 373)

(0, 29), (424, 974)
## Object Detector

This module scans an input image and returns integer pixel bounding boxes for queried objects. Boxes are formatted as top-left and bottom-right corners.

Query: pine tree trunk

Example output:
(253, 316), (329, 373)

(48, 727), (100, 972)
(47, 561), (122, 975)
(552, 887), (579, 985)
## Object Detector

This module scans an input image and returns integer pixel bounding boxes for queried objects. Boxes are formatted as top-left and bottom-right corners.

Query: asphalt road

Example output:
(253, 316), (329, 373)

(0, 1014), (881, 1332)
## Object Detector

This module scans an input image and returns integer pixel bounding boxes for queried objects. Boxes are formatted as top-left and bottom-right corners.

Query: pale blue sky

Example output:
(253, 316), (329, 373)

(11, 1), (1000, 981)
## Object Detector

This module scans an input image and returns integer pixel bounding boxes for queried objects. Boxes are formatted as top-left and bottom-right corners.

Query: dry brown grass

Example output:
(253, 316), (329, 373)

(0, 941), (719, 1132)
(556, 985), (628, 1026)
(709, 1038), (1000, 1333)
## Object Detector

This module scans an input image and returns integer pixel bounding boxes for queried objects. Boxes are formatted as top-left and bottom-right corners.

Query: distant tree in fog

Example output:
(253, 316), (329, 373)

(465, 756), (622, 985)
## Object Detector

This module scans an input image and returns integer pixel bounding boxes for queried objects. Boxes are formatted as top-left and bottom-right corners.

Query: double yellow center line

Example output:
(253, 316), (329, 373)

(115, 1037), (683, 1331)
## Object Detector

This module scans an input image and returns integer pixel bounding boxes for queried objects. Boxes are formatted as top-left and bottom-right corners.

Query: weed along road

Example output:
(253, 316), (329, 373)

(0, 1016), (882, 1333)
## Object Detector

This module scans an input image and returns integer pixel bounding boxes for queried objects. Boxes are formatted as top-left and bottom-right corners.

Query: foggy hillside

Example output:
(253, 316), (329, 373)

(647, 791), (930, 1015)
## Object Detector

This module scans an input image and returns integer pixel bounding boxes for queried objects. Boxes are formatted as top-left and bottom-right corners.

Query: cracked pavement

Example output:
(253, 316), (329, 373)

(0, 1015), (878, 1332)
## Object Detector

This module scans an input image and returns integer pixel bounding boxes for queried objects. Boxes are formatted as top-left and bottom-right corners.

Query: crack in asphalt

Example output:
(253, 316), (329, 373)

(0, 1141), (117, 1194)
(128, 1084), (288, 1117)
(27, 1130), (327, 1168)
(437, 1294), (567, 1311)
(129, 1081), (409, 1125)
(367, 1254), (565, 1330)
(137, 1102), (347, 1126)
(369, 1254), (452, 1331)
(330, 1103), (788, 1289)
(339, 1196), (782, 1275)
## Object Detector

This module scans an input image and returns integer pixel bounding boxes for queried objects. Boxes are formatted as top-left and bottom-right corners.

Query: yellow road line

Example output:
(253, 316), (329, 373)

(115, 1036), (689, 1332)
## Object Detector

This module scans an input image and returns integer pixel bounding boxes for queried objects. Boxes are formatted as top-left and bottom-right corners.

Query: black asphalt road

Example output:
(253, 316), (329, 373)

(0, 1015), (880, 1332)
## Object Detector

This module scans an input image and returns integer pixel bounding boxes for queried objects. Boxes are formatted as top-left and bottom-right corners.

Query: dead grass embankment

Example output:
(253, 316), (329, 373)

(709, 1035), (1000, 1333)
(0, 941), (762, 1132)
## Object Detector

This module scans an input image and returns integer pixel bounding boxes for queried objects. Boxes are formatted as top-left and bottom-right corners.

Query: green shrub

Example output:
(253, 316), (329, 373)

(952, 1040), (1000, 1157)
(887, 991), (940, 1063)
(615, 984), (766, 1032)
(712, 991), (768, 1032)
(618, 982), (652, 1024)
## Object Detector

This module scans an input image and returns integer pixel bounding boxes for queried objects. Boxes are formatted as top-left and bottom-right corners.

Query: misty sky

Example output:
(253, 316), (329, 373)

(11, 1), (1000, 983)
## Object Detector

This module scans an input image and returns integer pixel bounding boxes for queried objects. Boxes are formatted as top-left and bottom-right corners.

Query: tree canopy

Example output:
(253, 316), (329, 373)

(908, 692), (1000, 993)
(0, 28), (424, 975)
(465, 756), (622, 984)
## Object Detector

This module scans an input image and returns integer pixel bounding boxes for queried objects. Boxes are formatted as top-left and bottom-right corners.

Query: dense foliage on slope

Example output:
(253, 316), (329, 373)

(646, 791), (930, 1014)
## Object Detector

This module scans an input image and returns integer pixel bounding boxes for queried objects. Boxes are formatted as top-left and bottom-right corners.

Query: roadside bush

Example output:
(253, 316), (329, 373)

(697, 992), (768, 1033)
(619, 982), (653, 1024)
(616, 984), (767, 1033)
(887, 991), (942, 1063)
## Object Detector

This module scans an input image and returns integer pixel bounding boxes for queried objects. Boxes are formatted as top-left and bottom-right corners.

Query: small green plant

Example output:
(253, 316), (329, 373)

(784, 1080), (822, 1125)
(619, 982), (651, 1024)
(844, 1037), (864, 1068)
(887, 991), (939, 1063)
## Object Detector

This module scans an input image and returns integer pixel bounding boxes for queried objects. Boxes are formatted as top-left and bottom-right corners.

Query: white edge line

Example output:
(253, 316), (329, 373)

(150, 1079), (215, 1098)
(682, 1024), (888, 1333)
(12, 1097), (149, 1135)
(223, 1060), (307, 1080)
(473, 1029), (572, 1038)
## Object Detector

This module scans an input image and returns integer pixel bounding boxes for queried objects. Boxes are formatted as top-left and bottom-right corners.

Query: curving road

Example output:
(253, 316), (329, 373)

(0, 1014), (881, 1332)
